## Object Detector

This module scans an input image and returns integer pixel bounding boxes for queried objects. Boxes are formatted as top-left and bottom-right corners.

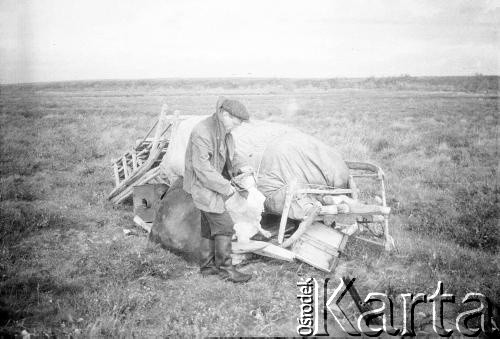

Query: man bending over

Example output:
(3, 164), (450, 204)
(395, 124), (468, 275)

(183, 97), (252, 283)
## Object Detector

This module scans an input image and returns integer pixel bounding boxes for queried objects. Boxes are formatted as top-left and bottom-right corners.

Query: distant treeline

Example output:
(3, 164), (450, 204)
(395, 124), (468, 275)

(4, 75), (499, 93)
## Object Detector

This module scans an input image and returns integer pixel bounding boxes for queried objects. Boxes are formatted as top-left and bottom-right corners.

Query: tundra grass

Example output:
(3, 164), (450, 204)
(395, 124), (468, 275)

(0, 81), (498, 337)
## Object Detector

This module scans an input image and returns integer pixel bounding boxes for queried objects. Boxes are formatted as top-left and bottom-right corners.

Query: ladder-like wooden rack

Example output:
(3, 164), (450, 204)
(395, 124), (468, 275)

(108, 105), (180, 204)
(111, 138), (165, 188)
(108, 106), (202, 204)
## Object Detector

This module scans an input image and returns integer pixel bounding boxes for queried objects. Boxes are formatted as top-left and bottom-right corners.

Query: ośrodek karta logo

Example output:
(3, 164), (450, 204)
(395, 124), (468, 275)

(297, 277), (496, 337)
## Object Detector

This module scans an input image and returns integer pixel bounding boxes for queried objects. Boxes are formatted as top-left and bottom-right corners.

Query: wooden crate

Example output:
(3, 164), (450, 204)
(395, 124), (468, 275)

(291, 222), (348, 272)
(133, 184), (168, 223)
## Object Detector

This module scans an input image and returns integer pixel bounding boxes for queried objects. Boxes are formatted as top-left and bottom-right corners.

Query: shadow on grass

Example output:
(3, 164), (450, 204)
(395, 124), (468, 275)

(0, 273), (84, 326)
(71, 241), (184, 283)
(0, 202), (66, 247)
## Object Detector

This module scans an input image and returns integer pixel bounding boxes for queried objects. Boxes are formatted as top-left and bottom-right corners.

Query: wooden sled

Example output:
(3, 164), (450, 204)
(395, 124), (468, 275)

(109, 108), (395, 272)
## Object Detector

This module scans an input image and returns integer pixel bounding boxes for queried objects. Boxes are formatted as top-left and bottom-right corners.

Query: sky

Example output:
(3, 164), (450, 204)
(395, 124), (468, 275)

(0, 0), (498, 83)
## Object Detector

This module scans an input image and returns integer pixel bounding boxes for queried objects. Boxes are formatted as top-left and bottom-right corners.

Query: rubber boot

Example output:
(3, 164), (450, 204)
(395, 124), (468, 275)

(215, 235), (252, 283)
(199, 238), (219, 276)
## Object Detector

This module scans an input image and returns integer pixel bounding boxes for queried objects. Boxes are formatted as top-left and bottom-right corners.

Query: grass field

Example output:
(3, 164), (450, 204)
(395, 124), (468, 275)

(0, 77), (498, 337)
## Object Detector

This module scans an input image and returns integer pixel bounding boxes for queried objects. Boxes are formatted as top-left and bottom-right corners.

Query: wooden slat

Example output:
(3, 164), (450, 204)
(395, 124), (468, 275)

(148, 105), (168, 161)
(132, 152), (137, 170)
(282, 204), (321, 248)
(137, 148), (150, 157)
(346, 161), (382, 175)
(380, 177), (395, 251)
(135, 120), (159, 151)
(112, 151), (133, 165)
(111, 167), (161, 204)
(278, 179), (297, 245)
(133, 215), (152, 233)
(113, 163), (120, 187)
(122, 157), (129, 178)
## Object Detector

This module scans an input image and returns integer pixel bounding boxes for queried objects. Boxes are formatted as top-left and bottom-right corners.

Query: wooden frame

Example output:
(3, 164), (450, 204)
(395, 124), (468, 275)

(277, 161), (395, 251)
(108, 107), (198, 204)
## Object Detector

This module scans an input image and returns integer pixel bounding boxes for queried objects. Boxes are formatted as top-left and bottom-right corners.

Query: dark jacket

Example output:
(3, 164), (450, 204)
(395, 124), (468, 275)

(183, 113), (235, 213)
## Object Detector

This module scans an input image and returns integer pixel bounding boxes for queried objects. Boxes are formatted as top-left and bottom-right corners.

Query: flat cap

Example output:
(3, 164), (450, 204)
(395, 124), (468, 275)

(221, 99), (250, 121)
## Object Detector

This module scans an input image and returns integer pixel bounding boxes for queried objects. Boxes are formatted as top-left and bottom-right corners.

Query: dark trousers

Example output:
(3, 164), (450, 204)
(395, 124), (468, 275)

(200, 210), (234, 239)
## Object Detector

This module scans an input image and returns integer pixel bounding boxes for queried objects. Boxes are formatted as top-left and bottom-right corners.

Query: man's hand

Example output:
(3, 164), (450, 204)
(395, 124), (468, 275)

(237, 165), (254, 175)
(226, 183), (249, 200)
(223, 185), (237, 201)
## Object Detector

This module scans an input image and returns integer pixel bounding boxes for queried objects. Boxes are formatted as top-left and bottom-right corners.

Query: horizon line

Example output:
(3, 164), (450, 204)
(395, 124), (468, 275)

(1, 74), (498, 86)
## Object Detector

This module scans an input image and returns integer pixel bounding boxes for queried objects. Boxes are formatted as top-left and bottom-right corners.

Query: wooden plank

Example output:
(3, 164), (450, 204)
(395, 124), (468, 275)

(132, 152), (137, 170)
(122, 156), (129, 178)
(253, 243), (295, 262)
(148, 105), (168, 161)
(111, 151), (132, 165)
(113, 163), (120, 187)
(278, 179), (297, 245)
(282, 204), (321, 248)
(111, 167), (161, 204)
(133, 215), (151, 233)
(137, 148), (150, 157)
(346, 161), (382, 175)
(112, 168), (159, 203)
(135, 120), (159, 151)
(380, 177), (395, 251)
